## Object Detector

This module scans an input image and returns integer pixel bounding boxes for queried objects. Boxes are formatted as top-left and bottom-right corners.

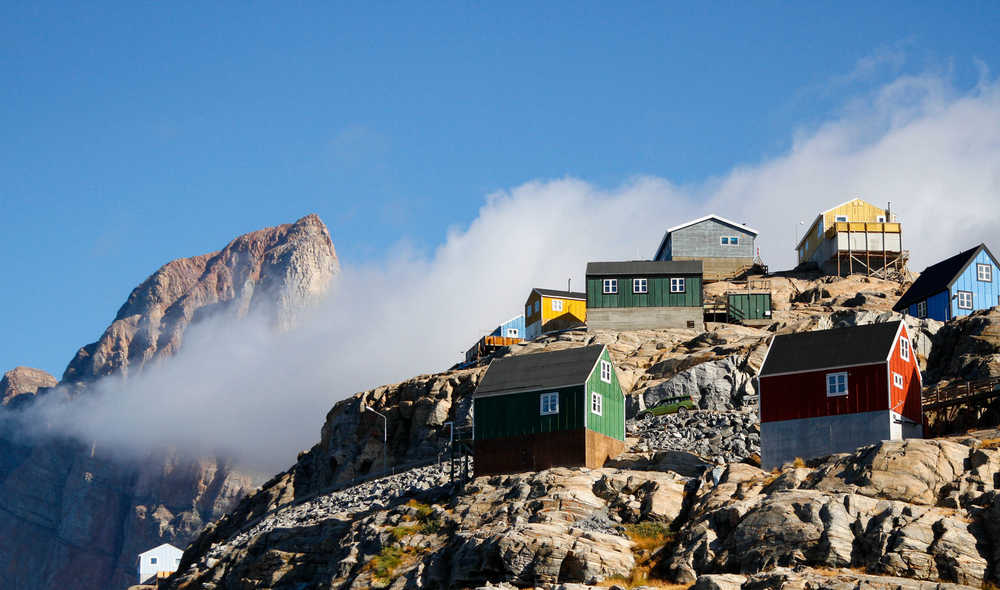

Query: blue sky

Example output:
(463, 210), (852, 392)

(2, 3), (1000, 377)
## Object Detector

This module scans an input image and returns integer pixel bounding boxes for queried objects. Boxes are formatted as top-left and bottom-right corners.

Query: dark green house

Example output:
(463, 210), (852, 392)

(473, 345), (625, 475)
(586, 260), (704, 331)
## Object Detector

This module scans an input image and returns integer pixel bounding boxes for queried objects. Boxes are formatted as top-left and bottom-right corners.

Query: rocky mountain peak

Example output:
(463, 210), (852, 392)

(62, 214), (339, 383)
(0, 366), (57, 405)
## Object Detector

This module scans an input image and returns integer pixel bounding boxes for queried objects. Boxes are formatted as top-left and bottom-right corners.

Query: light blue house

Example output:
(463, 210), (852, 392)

(491, 314), (525, 339)
(894, 243), (1000, 321)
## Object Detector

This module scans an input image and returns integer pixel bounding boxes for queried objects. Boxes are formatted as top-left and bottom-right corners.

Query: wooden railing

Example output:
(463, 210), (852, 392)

(922, 376), (1000, 410)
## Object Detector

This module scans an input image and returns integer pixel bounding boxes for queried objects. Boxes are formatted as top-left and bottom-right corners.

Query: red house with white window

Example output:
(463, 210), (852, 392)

(757, 320), (922, 468)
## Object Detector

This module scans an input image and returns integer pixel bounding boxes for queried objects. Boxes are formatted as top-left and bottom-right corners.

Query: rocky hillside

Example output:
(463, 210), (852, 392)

(160, 273), (1000, 590)
(0, 214), (339, 590)
(0, 366), (56, 405)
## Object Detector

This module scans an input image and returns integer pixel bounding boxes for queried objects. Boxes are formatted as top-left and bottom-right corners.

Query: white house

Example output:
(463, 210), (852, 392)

(138, 543), (183, 584)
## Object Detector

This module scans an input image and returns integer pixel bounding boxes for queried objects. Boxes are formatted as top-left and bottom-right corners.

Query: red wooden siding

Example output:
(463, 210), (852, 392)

(760, 362), (889, 423)
(887, 323), (922, 423)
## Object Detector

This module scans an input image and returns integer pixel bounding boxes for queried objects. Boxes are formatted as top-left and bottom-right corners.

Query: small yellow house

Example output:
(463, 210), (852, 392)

(524, 288), (586, 340)
(795, 198), (903, 276)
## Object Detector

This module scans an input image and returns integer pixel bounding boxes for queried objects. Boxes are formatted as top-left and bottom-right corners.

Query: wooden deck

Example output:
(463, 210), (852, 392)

(922, 376), (1000, 411)
(922, 376), (1000, 435)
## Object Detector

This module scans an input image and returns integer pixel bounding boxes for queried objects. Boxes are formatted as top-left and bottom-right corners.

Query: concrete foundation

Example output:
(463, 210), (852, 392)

(587, 307), (704, 331)
(761, 410), (921, 469)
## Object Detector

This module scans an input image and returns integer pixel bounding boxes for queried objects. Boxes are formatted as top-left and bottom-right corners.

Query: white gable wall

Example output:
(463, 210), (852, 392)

(138, 543), (184, 583)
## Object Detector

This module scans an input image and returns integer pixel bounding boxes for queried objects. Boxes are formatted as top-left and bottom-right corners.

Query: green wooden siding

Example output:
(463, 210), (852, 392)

(727, 292), (771, 320)
(585, 348), (625, 440)
(474, 385), (585, 441)
(586, 275), (703, 309)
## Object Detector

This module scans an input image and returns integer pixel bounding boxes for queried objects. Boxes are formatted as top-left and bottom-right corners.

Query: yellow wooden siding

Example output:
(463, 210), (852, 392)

(525, 291), (542, 326)
(799, 198), (893, 263)
(541, 296), (587, 324)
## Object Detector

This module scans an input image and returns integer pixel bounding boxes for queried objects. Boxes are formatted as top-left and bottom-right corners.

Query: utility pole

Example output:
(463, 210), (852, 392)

(360, 403), (387, 475)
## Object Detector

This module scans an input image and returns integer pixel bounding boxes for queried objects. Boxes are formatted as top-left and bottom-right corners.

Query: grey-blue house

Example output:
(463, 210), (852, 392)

(653, 215), (759, 281)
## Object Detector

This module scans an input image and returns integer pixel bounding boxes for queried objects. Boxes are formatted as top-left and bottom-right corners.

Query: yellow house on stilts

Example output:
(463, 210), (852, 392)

(795, 198), (906, 277)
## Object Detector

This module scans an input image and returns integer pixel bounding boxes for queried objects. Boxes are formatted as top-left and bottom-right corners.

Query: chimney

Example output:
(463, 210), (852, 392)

(568, 278), (571, 292)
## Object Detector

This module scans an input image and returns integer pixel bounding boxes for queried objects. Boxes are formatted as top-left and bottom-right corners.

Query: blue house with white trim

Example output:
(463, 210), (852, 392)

(893, 243), (1000, 321)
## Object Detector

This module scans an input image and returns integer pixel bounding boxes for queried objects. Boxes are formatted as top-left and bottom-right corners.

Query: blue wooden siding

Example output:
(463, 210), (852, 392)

(491, 315), (525, 338)
(659, 218), (755, 260)
(908, 290), (951, 322)
(950, 250), (1000, 318)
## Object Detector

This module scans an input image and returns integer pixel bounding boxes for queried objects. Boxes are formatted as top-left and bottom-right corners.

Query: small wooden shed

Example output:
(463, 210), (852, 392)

(473, 345), (625, 475)
(757, 321), (922, 468)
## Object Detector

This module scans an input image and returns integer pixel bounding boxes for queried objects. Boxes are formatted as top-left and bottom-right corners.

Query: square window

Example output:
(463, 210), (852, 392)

(720, 236), (729, 245)
(729, 236), (739, 245)
(893, 372), (904, 389)
(591, 391), (603, 416)
(977, 264), (993, 282)
(670, 278), (685, 293)
(957, 290), (974, 310)
(877, 215), (886, 223)
(600, 360), (612, 383)
(551, 299), (563, 312)
(899, 336), (910, 362)
(507, 328), (518, 338)
(633, 278), (647, 293)
(539, 392), (559, 415)
(603, 279), (618, 294)
(835, 215), (848, 222)
(150, 557), (158, 565)
(916, 300), (927, 318)
(826, 372), (848, 396)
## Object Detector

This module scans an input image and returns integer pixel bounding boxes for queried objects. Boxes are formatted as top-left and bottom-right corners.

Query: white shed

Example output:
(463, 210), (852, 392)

(138, 543), (183, 584)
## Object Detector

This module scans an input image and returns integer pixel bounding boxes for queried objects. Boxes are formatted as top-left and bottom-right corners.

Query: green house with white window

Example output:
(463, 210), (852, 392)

(586, 260), (704, 331)
(472, 345), (625, 475)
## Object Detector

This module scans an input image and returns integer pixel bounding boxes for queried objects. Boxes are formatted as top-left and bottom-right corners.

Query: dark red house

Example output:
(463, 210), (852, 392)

(757, 320), (922, 468)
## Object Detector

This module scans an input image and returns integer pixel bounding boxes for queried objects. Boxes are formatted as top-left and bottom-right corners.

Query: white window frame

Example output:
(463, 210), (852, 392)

(506, 328), (518, 338)
(916, 300), (927, 318)
(826, 371), (848, 397)
(591, 391), (603, 416)
(977, 263), (993, 282)
(877, 215), (886, 223)
(150, 557), (158, 565)
(603, 279), (618, 294)
(957, 290), (974, 310)
(633, 278), (647, 294)
(720, 236), (729, 245)
(899, 336), (910, 362)
(893, 372), (904, 389)
(599, 360), (612, 383)
(835, 215), (848, 222)
(551, 299), (563, 312)
(670, 277), (685, 293)
(539, 392), (559, 415)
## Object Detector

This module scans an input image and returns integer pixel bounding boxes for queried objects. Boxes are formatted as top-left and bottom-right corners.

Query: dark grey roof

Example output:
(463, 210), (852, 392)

(474, 345), (605, 397)
(758, 321), (902, 377)
(585, 260), (703, 276)
(893, 244), (995, 311)
(533, 288), (586, 300)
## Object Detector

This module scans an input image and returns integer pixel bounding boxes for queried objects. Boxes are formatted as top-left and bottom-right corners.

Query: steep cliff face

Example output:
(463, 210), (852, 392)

(63, 213), (337, 384)
(0, 214), (338, 590)
(0, 366), (56, 405)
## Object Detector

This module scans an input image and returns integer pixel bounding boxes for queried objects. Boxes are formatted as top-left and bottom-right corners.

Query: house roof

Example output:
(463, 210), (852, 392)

(532, 288), (586, 301)
(586, 260), (703, 276)
(474, 345), (606, 397)
(758, 321), (902, 377)
(139, 543), (183, 557)
(893, 244), (995, 311)
(654, 214), (758, 259)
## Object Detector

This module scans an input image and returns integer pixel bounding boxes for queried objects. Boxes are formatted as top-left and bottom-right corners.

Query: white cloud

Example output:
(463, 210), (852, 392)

(11, 68), (1000, 473)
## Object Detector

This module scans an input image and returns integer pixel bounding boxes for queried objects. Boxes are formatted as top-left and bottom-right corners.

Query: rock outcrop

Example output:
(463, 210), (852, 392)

(0, 366), (56, 405)
(62, 213), (337, 384)
(926, 307), (1000, 383)
(0, 214), (338, 590)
